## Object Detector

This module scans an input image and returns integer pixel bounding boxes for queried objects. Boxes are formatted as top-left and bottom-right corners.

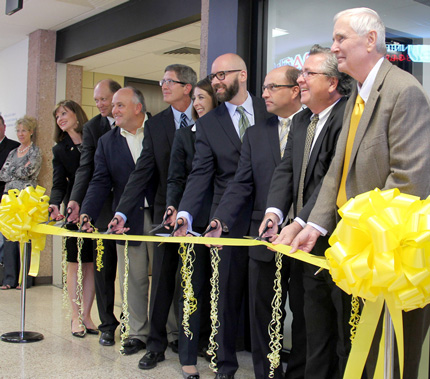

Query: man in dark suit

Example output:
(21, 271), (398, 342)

(203, 65), (305, 379)
(260, 45), (351, 379)
(0, 115), (19, 266)
(173, 53), (270, 379)
(109, 64), (197, 370)
(67, 79), (121, 346)
(289, 8), (430, 379)
(80, 87), (152, 355)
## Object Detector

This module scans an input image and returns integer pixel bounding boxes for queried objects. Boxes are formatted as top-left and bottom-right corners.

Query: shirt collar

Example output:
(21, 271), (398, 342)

(357, 57), (384, 103)
(171, 102), (193, 125)
(107, 116), (115, 127)
(278, 106), (304, 124)
(120, 117), (146, 137)
(310, 98), (341, 124)
(225, 92), (254, 119)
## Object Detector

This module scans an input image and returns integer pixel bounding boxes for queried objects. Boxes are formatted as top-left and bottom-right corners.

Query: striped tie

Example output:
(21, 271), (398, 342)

(279, 118), (291, 158)
(336, 94), (365, 208)
(237, 106), (250, 141)
(296, 114), (319, 213)
(180, 113), (188, 129)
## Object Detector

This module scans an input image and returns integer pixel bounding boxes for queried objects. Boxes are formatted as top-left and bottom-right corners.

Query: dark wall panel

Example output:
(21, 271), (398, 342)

(56, 0), (201, 63)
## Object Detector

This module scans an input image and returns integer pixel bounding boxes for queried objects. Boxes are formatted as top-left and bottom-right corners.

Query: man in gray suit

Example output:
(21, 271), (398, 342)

(285, 7), (430, 379)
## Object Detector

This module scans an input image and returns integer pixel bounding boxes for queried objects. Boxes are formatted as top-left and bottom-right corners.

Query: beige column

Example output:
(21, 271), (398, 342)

(66, 64), (83, 103)
(200, 0), (209, 78)
(26, 29), (57, 284)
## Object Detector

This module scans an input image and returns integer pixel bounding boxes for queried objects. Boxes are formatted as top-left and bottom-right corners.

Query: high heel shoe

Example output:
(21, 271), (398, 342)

(182, 368), (200, 379)
(71, 320), (86, 338)
(83, 323), (99, 335)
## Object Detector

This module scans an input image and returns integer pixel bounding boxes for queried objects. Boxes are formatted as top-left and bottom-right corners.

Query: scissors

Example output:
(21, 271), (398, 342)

(148, 208), (173, 234)
(59, 207), (75, 228)
(40, 207), (54, 225)
(102, 217), (121, 234)
(243, 218), (272, 241)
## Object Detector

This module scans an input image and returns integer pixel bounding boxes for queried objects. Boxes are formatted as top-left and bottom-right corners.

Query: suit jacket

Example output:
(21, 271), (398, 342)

(178, 95), (270, 234)
(213, 115), (282, 261)
(0, 136), (19, 195)
(69, 114), (113, 228)
(166, 125), (213, 229)
(116, 106), (172, 224)
(81, 127), (146, 246)
(309, 59), (430, 233)
(50, 133), (81, 207)
(266, 98), (347, 257)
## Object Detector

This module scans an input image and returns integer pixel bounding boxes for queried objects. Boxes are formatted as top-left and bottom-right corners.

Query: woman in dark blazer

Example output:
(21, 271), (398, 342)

(50, 100), (97, 338)
(166, 78), (218, 379)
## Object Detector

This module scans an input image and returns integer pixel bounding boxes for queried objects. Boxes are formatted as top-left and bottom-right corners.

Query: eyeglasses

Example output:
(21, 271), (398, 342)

(298, 71), (329, 79)
(159, 79), (187, 87)
(262, 83), (297, 93)
(208, 69), (242, 82)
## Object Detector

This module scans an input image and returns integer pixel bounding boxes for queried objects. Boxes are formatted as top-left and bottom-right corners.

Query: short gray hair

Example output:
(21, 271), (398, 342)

(334, 8), (386, 54)
(309, 44), (352, 96)
(125, 86), (147, 114)
(165, 64), (197, 97)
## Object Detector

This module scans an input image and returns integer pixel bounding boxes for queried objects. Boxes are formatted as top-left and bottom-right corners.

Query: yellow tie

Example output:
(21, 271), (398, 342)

(336, 94), (365, 208)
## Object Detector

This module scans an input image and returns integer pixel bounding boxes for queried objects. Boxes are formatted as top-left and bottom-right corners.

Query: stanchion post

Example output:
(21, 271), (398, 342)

(0, 242), (43, 343)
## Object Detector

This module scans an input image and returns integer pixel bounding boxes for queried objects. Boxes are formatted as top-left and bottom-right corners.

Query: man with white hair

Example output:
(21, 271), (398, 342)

(287, 7), (430, 379)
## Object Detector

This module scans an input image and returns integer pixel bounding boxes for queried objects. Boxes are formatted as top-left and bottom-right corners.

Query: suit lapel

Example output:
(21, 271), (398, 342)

(266, 116), (281, 166)
(348, 60), (391, 174)
(293, 109), (312, 192)
(113, 128), (135, 169)
(216, 103), (242, 152)
(162, 107), (176, 147)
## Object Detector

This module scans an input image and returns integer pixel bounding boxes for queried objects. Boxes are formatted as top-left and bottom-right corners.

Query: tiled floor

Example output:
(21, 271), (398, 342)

(0, 285), (254, 378)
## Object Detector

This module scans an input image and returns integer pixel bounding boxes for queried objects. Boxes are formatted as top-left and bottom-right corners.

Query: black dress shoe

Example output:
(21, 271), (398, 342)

(138, 350), (165, 370)
(214, 374), (234, 379)
(99, 331), (115, 346)
(122, 338), (146, 355)
(168, 339), (179, 353)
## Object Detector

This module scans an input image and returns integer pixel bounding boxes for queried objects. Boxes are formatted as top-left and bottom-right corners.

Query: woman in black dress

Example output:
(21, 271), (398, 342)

(50, 100), (97, 338)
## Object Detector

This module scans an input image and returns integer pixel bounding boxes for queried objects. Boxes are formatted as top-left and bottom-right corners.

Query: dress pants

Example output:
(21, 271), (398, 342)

(2, 240), (33, 288)
(116, 209), (152, 341)
(249, 255), (306, 379)
(146, 241), (180, 352)
(178, 241), (211, 366)
(92, 238), (119, 332)
(303, 263), (352, 379)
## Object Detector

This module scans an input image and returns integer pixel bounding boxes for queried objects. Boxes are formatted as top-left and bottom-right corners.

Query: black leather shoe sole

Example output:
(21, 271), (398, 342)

(122, 339), (146, 355)
(138, 351), (165, 370)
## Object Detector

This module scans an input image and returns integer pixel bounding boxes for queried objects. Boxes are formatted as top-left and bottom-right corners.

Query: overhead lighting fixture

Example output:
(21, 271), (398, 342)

(5, 0), (23, 15)
(272, 28), (289, 38)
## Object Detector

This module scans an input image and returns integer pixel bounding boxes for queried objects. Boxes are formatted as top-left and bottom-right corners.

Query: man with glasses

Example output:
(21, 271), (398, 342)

(202, 65), (304, 379)
(259, 45), (352, 379)
(109, 64), (197, 370)
(289, 8), (430, 379)
(171, 53), (269, 379)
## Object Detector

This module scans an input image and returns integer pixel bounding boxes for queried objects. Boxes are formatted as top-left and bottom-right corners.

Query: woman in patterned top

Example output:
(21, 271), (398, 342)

(0, 115), (42, 290)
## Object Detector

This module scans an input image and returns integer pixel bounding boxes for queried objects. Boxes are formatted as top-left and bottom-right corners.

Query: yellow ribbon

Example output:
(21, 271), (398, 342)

(0, 186), (49, 278)
(4, 186), (428, 378)
(327, 188), (430, 379)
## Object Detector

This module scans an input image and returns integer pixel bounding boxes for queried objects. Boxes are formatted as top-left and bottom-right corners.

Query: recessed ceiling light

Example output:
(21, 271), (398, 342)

(272, 28), (289, 38)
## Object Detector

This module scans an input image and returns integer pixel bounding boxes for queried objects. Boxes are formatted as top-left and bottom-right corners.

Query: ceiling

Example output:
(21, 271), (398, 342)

(0, 0), (201, 82)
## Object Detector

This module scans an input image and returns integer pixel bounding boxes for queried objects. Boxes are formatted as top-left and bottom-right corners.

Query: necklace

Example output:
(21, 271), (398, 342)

(18, 142), (32, 154)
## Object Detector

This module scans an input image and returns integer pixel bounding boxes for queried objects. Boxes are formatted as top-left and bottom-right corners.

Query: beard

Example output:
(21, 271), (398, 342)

(213, 76), (240, 103)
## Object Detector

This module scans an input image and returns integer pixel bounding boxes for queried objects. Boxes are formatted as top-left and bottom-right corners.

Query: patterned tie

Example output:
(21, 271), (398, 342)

(296, 114), (319, 213)
(279, 118), (291, 158)
(180, 113), (188, 129)
(237, 106), (250, 141)
(337, 94), (365, 208)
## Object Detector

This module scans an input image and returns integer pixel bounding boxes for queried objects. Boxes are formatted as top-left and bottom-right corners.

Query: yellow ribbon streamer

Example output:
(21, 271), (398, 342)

(0, 186), (49, 278)
(3, 186), (429, 378)
(328, 188), (430, 379)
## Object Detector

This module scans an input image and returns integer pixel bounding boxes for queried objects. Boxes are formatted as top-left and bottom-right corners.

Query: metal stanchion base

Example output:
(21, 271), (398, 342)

(1, 331), (44, 343)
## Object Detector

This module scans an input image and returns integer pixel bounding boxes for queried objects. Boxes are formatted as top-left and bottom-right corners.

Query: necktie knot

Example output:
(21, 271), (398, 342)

(180, 113), (188, 129)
